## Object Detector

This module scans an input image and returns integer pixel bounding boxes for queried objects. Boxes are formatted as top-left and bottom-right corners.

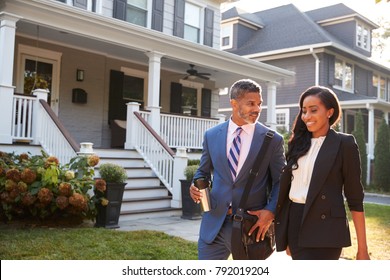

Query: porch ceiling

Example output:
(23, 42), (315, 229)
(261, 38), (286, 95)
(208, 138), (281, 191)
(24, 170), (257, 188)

(6, 0), (294, 89)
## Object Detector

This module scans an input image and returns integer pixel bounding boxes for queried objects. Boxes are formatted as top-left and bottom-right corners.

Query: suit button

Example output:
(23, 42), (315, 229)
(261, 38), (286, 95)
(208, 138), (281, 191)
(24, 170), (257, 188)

(321, 214), (326, 219)
(321, 195), (326, 200)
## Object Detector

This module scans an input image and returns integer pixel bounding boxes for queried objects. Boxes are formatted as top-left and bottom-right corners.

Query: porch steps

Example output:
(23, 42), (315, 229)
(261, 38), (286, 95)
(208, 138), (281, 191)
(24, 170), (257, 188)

(94, 148), (181, 221)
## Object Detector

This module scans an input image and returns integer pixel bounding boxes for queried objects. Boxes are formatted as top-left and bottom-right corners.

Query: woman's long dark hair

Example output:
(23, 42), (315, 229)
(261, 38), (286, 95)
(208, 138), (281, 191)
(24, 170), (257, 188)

(284, 86), (341, 172)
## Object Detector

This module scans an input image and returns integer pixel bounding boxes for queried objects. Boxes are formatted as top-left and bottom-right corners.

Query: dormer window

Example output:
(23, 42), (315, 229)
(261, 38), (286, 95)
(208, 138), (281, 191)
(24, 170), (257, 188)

(221, 24), (233, 49)
(356, 22), (370, 51)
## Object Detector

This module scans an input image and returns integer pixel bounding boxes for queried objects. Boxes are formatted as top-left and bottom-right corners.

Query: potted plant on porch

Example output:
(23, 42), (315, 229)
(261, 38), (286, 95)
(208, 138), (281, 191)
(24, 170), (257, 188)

(180, 160), (202, 220)
(94, 162), (128, 229)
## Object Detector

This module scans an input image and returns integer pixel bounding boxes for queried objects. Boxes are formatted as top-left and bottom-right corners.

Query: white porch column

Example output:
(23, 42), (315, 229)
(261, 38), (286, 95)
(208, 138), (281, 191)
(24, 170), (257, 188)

(124, 102), (140, 150)
(145, 51), (164, 134)
(171, 147), (188, 208)
(0, 13), (20, 144)
(366, 105), (375, 185)
(266, 82), (277, 130)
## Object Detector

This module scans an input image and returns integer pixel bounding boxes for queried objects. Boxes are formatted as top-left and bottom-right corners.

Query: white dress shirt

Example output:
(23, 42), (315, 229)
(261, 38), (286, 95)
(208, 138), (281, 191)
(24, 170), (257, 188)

(289, 136), (326, 203)
(227, 119), (255, 179)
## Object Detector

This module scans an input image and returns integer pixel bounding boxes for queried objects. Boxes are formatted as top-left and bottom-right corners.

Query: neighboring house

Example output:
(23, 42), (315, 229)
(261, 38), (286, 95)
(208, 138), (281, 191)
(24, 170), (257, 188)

(220, 3), (390, 184)
(0, 0), (292, 219)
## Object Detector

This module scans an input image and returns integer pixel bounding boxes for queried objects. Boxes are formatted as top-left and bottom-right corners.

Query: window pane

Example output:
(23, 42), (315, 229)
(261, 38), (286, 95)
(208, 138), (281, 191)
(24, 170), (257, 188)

(335, 59), (343, 87)
(24, 59), (53, 94)
(185, 3), (200, 28)
(379, 77), (385, 99)
(127, 0), (147, 9)
(182, 87), (197, 115)
(345, 63), (353, 90)
(127, 7), (147, 26)
(222, 37), (230, 46)
(123, 75), (144, 104)
(184, 25), (199, 43)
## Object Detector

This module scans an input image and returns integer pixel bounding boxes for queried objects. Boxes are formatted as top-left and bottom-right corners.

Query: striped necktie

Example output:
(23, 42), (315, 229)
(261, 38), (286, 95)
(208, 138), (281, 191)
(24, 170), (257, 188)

(228, 127), (242, 180)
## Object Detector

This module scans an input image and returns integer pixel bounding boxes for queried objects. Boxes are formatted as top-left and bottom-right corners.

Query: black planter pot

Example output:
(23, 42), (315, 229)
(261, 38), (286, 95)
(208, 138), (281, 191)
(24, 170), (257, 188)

(95, 182), (126, 229)
(180, 179), (202, 220)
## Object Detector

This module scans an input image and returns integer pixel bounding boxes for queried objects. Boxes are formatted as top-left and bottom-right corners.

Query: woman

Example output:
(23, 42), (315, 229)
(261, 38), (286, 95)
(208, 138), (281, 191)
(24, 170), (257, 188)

(275, 86), (370, 260)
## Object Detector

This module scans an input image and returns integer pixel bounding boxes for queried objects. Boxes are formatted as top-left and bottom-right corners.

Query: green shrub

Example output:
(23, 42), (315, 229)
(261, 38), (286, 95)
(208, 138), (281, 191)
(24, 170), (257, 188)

(374, 119), (390, 191)
(352, 110), (367, 186)
(98, 163), (127, 183)
(184, 165), (199, 181)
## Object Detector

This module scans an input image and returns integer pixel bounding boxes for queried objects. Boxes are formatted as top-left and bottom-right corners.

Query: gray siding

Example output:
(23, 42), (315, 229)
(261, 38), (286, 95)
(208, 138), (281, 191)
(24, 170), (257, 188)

(260, 55), (316, 106)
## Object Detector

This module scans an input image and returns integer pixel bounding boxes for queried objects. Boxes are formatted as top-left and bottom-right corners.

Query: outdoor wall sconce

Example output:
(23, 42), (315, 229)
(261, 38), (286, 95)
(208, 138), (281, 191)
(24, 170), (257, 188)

(76, 69), (84, 81)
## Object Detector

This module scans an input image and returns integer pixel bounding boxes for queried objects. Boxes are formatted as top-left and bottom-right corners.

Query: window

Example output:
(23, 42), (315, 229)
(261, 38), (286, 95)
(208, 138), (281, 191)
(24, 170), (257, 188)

(335, 59), (353, 92)
(356, 22), (370, 51)
(123, 75), (144, 106)
(221, 24), (233, 49)
(184, 2), (201, 43)
(275, 109), (289, 133)
(373, 74), (389, 101)
(126, 0), (148, 27)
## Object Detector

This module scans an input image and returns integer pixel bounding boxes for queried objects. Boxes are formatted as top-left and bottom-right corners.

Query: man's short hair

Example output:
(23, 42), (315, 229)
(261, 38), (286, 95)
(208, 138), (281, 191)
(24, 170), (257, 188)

(229, 79), (262, 100)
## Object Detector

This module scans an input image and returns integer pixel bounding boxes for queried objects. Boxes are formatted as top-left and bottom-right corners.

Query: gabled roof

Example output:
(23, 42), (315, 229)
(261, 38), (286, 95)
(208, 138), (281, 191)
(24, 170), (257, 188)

(224, 4), (343, 55)
(306, 3), (379, 29)
(222, 7), (264, 28)
(222, 3), (381, 58)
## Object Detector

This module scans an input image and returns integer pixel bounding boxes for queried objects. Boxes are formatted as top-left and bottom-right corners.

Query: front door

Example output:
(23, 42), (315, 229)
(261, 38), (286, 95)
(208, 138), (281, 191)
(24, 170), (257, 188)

(17, 45), (61, 115)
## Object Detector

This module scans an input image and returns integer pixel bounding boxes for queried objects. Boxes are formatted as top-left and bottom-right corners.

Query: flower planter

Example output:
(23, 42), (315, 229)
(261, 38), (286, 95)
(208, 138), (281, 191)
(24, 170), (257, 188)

(180, 179), (202, 220)
(95, 182), (126, 229)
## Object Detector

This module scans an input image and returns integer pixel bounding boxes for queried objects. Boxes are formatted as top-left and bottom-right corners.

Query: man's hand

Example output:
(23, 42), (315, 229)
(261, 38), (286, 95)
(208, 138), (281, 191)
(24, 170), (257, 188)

(189, 184), (202, 204)
(246, 209), (274, 242)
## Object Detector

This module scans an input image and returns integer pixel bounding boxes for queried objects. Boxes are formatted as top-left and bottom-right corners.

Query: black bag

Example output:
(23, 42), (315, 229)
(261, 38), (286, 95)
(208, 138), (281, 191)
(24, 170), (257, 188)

(231, 130), (276, 260)
(240, 213), (275, 259)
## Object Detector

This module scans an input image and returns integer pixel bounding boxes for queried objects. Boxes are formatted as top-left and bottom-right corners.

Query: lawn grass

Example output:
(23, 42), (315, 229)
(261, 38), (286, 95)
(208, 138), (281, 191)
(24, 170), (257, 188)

(341, 203), (390, 260)
(0, 225), (198, 260)
(0, 203), (389, 260)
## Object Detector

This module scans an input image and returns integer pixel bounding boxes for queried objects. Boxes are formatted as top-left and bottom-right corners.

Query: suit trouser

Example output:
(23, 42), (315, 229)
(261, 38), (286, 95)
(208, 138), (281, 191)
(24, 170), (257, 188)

(288, 201), (342, 260)
(198, 215), (233, 260)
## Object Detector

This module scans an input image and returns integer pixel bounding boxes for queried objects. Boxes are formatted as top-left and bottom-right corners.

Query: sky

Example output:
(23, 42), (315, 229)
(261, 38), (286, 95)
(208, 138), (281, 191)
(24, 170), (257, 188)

(221, 0), (390, 65)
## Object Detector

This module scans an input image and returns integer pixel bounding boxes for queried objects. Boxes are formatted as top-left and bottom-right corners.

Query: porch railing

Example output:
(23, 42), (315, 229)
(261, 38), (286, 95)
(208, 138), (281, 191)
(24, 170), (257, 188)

(11, 91), (79, 164)
(133, 112), (175, 190)
(138, 111), (222, 149)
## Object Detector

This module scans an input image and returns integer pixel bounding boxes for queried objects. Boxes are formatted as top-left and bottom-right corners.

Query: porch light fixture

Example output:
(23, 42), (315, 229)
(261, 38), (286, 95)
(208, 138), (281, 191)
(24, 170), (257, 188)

(76, 69), (84, 81)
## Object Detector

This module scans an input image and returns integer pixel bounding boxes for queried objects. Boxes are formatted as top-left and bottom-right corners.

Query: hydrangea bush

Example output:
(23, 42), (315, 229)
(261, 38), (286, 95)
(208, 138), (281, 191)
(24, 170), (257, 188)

(0, 150), (106, 222)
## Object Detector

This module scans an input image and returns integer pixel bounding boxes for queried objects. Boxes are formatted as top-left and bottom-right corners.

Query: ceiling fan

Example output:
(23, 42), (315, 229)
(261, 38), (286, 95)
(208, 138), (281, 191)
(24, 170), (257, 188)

(183, 64), (211, 80)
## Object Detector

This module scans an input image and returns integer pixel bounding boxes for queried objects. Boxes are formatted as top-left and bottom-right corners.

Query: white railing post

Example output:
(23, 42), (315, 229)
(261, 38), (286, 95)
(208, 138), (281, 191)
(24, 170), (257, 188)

(32, 89), (49, 145)
(125, 102), (140, 149)
(215, 113), (226, 124)
(171, 147), (188, 208)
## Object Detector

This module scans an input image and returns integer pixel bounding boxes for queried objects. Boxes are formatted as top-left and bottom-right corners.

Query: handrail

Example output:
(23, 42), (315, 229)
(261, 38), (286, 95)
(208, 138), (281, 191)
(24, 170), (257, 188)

(39, 100), (80, 152)
(133, 112), (175, 190)
(134, 112), (175, 157)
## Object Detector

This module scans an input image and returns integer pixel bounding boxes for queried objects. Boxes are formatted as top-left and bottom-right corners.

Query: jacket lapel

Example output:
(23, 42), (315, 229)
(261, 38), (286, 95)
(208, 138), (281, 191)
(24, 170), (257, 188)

(302, 129), (341, 220)
(215, 121), (232, 181)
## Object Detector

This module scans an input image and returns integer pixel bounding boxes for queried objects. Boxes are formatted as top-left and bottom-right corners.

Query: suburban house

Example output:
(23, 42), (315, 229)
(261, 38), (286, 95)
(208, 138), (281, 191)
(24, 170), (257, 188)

(220, 3), (390, 185)
(0, 0), (293, 220)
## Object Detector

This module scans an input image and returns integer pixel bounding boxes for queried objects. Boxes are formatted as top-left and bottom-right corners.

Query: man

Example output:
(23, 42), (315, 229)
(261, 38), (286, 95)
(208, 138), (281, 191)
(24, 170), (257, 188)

(189, 79), (285, 259)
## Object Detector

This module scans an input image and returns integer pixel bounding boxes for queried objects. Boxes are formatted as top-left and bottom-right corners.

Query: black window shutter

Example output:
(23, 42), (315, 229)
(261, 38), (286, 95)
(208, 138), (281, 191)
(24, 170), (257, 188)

(113, 0), (127, 21)
(201, 88), (211, 117)
(170, 82), (182, 113)
(203, 8), (214, 47)
(109, 70), (126, 123)
(152, 0), (164, 32)
(173, 0), (185, 38)
(73, 0), (88, 9)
